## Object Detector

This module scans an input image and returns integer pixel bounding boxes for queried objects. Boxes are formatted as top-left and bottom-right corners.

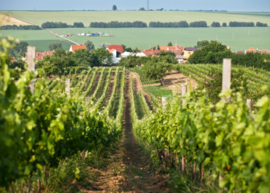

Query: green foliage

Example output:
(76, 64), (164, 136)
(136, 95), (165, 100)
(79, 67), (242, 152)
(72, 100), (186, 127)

(211, 22), (221, 27)
(167, 42), (172, 46)
(222, 22), (227, 27)
(0, 25), (41, 30)
(84, 40), (95, 52)
(133, 87), (270, 192)
(129, 68), (160, 85)
(90, 21), (147, 28)
(143, 86), (173, 99)
(197, 40), (209, 48)
(142, 61), (172, 80)
(73, 22), (84, 28)
(156, 50), (176, 57)
(189, 40), (270, 70)
(93, 48), (113, 65)
(119, 51), (177, 69)
(112, 5), (117, 11)
(49, 42), (62, 51)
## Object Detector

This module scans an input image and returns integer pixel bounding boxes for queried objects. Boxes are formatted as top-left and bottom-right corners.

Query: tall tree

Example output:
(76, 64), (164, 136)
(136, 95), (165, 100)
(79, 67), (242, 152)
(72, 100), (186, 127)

(84, 40), (95, 52)
(167, 42), (172, 46)
(197, 40), (209, 48)
(49, 42), (62, 51)
(113, 5), (117, 11)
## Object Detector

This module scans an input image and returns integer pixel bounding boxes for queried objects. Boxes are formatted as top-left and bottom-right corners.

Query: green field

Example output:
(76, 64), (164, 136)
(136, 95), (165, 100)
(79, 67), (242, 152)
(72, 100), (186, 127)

(1, 11), (270, 52)
(50, 27), (270, 51)
(1, 11), (270, 26)
(0, 30), (72, 52)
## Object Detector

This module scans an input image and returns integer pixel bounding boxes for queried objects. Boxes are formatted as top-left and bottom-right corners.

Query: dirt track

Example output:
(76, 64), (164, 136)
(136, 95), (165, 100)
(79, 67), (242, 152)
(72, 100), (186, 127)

(162, 70), (198, 93)
(77, 72), (170, 193)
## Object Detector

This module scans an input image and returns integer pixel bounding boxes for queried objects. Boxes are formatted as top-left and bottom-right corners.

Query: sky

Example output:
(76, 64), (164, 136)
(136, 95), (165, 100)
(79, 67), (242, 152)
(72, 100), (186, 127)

(0, 0), (270, 12)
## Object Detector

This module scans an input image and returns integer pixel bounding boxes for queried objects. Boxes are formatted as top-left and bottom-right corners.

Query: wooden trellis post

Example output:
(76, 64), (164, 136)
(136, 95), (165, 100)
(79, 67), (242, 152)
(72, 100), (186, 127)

(27, 46), (36, 94)
(247, 99), (253, 110)
(162, 97), (166, 111)
(65, 79), (70, 95)
(222, 59), (231, 102)
(182, 84), (187, 175)
(220, 58), (232, 192)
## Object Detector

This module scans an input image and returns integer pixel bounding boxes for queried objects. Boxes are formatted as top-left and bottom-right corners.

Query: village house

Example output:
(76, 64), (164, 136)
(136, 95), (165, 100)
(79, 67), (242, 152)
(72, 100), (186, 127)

(106, 45), (124, 53)
(69, 44), (87, 53)
(159, 45), (184, 55)
(245, 46), (270, 54)
(25, 50), (54, 61)
(106, 45), (125, 64)
(141, 50), (161, 56)
(183, 47), (198, 60)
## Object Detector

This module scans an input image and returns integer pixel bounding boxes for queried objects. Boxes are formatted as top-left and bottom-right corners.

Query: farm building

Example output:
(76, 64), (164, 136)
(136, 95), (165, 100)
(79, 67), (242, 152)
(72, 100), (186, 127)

(141, 50), (160, 56)
(107, 45), (124, 53)
(183, 47), (198, 59)
(69, 44), (87, 53)
(25, 50), (54, 61)
(159, 45), (184, 55)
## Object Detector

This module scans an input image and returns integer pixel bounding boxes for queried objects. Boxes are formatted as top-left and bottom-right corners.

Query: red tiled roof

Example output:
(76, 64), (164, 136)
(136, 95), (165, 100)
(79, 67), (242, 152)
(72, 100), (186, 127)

(25, 50), (55, 61)
(159, 45), (184, 55)
(109, 49), (116, 53)
(107, 45), (124, 53)
(141, 50), (160, 56)
(261, 50), (268, 54)
(70, 45), (87, 52)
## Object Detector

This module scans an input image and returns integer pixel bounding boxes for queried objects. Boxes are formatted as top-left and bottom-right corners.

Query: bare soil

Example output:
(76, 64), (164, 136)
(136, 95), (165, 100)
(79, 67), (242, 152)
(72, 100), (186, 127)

(0, 13), (32, 26)
(162, 70), (198, 94)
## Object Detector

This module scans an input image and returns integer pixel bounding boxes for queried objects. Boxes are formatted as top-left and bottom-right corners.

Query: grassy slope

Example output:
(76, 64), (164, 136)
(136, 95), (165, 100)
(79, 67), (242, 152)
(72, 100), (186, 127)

(1, 11), (270, 26)
(0, 30), (72, 51)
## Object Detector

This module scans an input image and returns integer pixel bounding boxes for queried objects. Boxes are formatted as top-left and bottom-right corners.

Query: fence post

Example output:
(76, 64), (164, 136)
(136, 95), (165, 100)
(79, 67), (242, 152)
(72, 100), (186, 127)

(181, 84), (187, 175)
(65, 79), (70, 95)
(162, 97), (166, 111)
(182, 84), (187, 105)
(247, 99), (253, 110)
(220, 58), (232, 192)
(222, 59), (231, 102)
(27, 46), (36, 94)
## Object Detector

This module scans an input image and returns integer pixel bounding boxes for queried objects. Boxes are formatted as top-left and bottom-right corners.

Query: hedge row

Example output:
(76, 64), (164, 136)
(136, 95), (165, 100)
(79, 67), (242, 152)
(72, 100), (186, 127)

(90, 21), (147, 28)
(41, 22), (84, 28)
(0, 25), (41, 30)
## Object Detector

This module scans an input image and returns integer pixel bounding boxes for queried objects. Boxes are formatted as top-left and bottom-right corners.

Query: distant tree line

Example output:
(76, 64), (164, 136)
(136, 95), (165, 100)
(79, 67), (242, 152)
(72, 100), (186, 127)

(256, 22), (268, 27)
(41, 22), (84, 28)
(210, 21), (268, 27)
(229, 22), (255, 27)
(211, 22), (221, 27)
(90, 21), (147, 28)
(149, 21), (188, 27)
(149, 21), (207, 27)
(189, 21), (208, 27)
(0, 25), (41, 30)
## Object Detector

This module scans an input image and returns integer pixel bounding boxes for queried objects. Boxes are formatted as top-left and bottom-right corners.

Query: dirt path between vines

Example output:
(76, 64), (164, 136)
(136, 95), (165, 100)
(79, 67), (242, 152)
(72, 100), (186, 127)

(79, 72), (171, 193)
(162, 70), (198, 94)
(130, 71), (154, 111)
